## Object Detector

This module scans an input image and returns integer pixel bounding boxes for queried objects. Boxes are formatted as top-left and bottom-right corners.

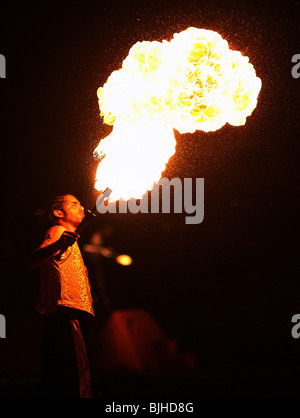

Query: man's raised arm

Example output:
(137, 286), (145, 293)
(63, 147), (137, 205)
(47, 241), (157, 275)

(29, 226), (79, 267)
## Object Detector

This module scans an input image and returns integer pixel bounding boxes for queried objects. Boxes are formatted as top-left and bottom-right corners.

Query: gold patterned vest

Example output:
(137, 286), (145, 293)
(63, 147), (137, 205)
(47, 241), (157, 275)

(37, 242), (94, 316)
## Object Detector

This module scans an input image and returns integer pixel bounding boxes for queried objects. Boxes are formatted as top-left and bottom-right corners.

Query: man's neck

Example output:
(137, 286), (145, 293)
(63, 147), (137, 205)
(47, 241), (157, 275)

(58, 219), (78, 232)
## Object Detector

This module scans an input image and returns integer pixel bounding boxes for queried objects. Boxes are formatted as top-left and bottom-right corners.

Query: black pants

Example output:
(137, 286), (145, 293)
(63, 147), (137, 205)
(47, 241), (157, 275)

(40, 307), (93, 398)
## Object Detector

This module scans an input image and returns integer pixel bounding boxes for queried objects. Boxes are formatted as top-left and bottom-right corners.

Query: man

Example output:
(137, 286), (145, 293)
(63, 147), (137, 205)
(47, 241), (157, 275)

(30, 194), (94, 398)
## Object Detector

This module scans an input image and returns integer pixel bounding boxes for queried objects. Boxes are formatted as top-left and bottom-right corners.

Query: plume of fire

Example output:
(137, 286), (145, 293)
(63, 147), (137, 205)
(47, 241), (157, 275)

(94, 27), (261, 201)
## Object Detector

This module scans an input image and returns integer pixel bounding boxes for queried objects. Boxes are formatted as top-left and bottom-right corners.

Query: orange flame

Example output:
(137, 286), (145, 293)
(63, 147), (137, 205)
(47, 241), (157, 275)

(95, 27), (261, 200)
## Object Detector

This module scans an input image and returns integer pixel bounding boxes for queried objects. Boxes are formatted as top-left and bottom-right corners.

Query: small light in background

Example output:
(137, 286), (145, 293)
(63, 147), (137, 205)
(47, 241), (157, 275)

(116, 254), (132, 266)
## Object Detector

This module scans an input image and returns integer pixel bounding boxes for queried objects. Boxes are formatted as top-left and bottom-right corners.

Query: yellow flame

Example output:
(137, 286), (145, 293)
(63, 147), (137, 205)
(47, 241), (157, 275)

(95, 27), (261, 200)
(94, 119), (176, 200)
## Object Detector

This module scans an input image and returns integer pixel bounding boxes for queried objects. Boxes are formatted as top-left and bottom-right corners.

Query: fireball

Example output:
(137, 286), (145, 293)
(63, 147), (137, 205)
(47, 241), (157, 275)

(95, 27), (262, 200)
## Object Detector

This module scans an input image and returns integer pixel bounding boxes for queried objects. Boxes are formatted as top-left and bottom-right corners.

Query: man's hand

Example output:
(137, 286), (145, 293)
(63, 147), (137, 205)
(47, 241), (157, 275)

(58, 231), (80, 248)
(54, 231), (80, 260)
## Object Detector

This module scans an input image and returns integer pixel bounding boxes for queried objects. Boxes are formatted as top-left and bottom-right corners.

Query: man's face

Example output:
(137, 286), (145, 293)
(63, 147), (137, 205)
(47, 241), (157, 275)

(61, 195), (85, 226)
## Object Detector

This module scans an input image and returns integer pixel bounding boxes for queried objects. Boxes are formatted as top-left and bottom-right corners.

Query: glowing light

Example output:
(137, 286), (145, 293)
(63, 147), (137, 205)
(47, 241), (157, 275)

(95, 27), (262, 200)
(116, 254), (132, 266)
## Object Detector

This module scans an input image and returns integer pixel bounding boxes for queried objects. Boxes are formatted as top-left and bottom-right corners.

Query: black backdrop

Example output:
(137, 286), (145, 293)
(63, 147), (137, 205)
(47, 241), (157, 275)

(0, 0), (299, 398)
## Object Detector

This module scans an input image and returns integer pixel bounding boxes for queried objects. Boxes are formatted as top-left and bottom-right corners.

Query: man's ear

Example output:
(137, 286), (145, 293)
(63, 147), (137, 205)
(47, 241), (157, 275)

(53, 210), (64, 218)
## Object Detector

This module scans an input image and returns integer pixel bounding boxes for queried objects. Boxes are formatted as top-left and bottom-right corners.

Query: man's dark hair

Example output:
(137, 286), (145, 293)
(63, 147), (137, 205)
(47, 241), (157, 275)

(34, 194), (70, 228)
(46, 195), (69, 226)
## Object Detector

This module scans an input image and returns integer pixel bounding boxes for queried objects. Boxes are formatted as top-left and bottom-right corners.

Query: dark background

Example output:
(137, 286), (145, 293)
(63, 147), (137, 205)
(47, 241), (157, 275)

(0, 0), (299, 398)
